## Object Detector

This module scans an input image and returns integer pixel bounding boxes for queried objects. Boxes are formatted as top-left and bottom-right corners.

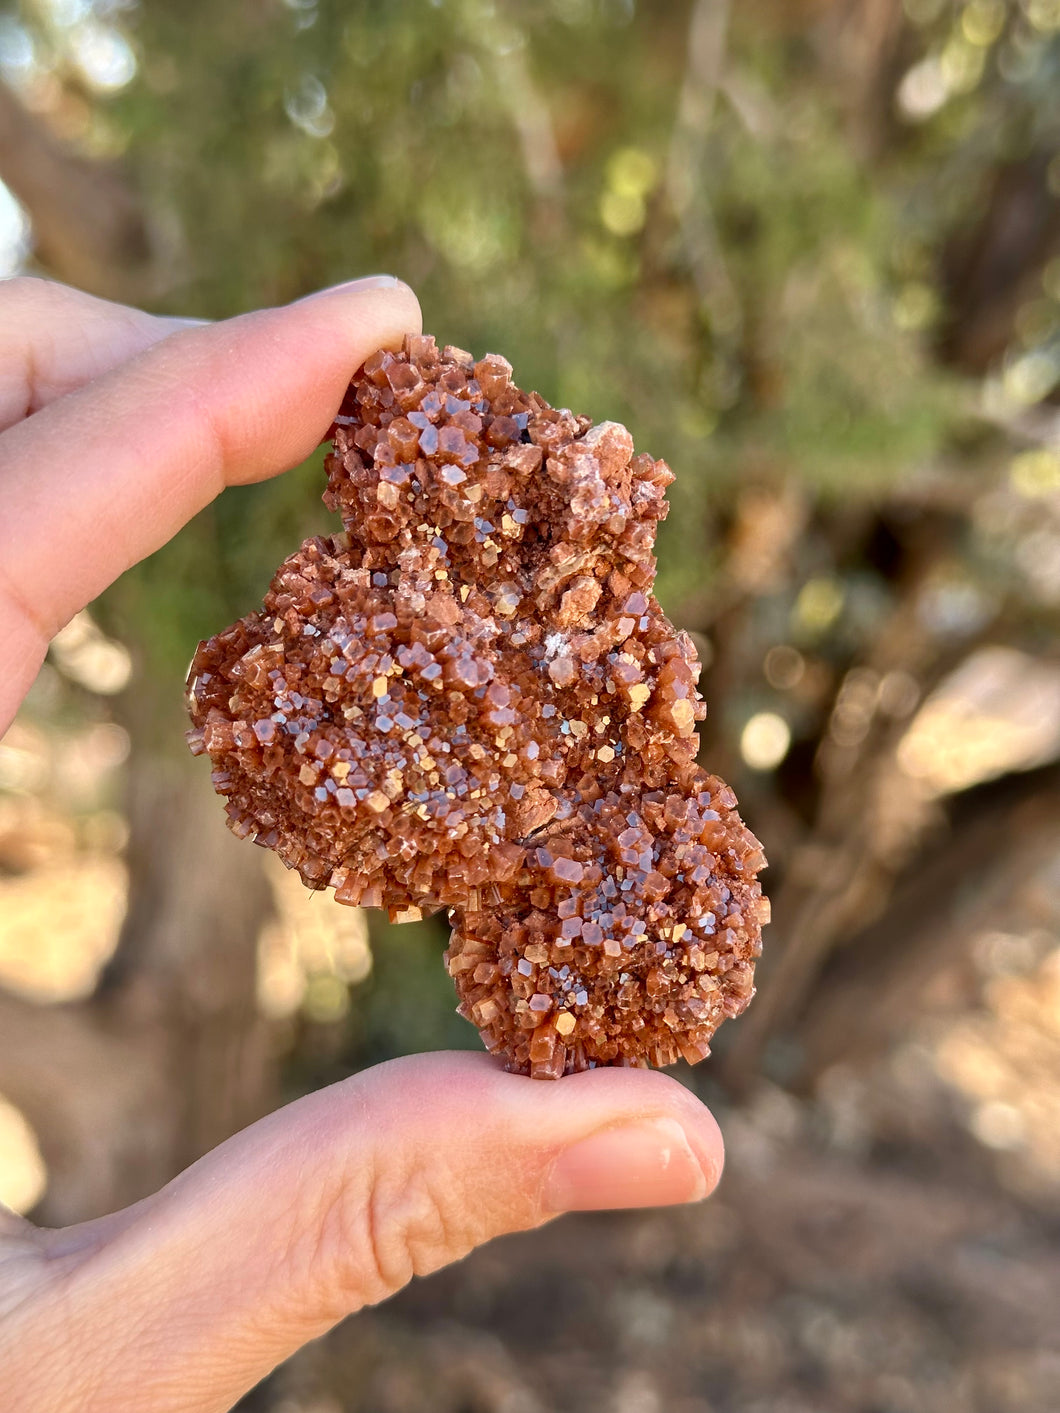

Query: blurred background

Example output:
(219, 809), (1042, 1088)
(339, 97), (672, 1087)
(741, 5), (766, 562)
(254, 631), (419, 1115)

(2, 0), (1060, 1408)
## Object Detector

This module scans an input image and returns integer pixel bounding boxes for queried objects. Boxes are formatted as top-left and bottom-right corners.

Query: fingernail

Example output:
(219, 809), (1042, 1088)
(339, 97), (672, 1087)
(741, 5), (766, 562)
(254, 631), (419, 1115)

(299, 275), (402, 300)
(544, 1118), (714, 1213)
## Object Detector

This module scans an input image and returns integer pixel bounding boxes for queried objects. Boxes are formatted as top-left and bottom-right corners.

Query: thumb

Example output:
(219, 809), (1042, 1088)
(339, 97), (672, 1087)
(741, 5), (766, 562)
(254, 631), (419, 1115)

(11, 1052), (723, 1413)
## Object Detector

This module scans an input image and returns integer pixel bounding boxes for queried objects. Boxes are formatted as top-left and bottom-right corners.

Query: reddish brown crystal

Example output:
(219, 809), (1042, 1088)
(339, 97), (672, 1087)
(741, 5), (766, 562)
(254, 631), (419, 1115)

(186, 335), (767, 1077)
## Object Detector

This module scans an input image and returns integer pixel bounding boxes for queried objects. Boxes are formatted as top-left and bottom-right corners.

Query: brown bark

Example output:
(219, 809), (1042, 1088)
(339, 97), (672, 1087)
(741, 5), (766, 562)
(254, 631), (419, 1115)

(938, 155), (1060, 375)
(0, 60), (279, 1220)
(818, 0), (910, 159)
(720, 507), (1001, 1092)
(0, 78), (152, 300)
(794, 767), (1060, 1084)
(0, 77), (275, 1223)
(0, 759), (274, 1225)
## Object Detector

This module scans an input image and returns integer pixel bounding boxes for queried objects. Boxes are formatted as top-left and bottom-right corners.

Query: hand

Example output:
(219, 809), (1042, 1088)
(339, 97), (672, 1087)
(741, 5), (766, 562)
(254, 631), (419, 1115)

(0, 276), (725, 1413)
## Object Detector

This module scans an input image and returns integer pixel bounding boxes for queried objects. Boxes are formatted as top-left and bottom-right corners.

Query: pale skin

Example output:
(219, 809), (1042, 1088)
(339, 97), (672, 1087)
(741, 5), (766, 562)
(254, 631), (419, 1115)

(0, 275), (725, 1413)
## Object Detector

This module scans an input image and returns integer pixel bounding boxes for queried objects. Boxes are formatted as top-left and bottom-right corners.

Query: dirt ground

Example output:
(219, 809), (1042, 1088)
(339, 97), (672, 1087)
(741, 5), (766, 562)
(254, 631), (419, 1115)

(4, 717), (1060, 1413)
(256, 1067), (1060, 1413)
(250, 828), (1060, 1413)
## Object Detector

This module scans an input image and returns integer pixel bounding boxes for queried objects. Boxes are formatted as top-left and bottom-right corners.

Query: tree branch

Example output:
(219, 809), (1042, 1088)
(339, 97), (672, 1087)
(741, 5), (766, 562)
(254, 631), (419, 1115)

(0, 985), (170, 1224)
(0, 78), (152, 300)
(665, 0), (738, 325)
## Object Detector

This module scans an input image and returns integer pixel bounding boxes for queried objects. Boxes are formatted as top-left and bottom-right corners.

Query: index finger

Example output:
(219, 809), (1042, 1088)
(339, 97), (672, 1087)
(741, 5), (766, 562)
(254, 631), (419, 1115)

(0, 275), (422, 730)
(0, 276), (202, 432)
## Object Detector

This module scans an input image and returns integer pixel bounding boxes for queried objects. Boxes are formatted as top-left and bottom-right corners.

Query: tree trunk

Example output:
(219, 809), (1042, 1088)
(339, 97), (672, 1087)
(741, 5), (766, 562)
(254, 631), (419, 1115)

(0, 748), (274, 1225)
(0, 80), (276, 1224)
(0, 79), (153, 302)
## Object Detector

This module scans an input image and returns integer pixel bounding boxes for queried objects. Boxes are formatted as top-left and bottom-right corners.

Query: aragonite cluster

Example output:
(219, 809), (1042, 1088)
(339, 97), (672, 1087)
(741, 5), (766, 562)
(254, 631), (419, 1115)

(187, 334), (767, 1077)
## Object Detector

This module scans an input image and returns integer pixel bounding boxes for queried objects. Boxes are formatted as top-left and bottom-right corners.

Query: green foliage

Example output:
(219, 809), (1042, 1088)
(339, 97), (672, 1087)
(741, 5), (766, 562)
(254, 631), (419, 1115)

(8, 0), (1060, 1063)
(356, 913), (480, 1062)
(9, 0), (974, 661)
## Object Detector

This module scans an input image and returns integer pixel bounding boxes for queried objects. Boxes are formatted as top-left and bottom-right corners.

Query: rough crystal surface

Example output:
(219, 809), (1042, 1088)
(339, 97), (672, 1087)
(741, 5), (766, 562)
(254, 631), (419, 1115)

(187, 335), (767, 1077)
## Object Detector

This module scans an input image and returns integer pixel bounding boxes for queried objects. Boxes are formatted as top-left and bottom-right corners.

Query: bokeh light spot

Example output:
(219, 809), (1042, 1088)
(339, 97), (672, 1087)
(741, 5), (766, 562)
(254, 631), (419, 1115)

(70, 19), (137, 92)
(969, 1100), (1027, 1151)
(1023, 0), (1060, 33)
(961, 0), (1006, 46)
(284, 74), (335, 139)
(606, 146), (656, 200)
(0, 179), (30, 277)
(49, 612), (132, 696)
(893, 281), (939, 330)
(1003, 348), (1060, 406)
(302, 973), (351, 1025)
(1010, 448), (1060, 498)
(740, 712), (791, 771)
(793, 578), (845, 636)
(940, 34), (986, 93)
(600, 189), (646, 237)
(763, 645), (805, 691)
(0, 1097), (46, 1215)
(897, 56), (948, 121)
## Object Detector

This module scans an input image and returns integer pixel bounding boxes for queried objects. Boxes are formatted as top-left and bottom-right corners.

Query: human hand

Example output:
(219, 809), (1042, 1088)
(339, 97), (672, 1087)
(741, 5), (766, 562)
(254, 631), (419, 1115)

(0, 276), (725, 1413)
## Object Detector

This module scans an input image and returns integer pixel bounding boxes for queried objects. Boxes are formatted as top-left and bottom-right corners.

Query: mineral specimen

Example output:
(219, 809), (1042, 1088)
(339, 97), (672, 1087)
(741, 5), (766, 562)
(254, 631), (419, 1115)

(187, 335), (767, 1077)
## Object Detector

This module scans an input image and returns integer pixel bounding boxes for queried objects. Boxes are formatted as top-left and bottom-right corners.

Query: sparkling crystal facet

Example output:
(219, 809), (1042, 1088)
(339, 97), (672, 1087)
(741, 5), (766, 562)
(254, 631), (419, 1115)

(187, 335), (767, 1077)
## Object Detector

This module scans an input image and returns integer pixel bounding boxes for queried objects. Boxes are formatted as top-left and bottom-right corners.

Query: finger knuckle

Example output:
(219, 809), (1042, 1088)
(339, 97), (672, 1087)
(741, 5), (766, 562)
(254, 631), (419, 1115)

(301, 1159), (469, 1318)
(362, 1161), (468, 1299)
